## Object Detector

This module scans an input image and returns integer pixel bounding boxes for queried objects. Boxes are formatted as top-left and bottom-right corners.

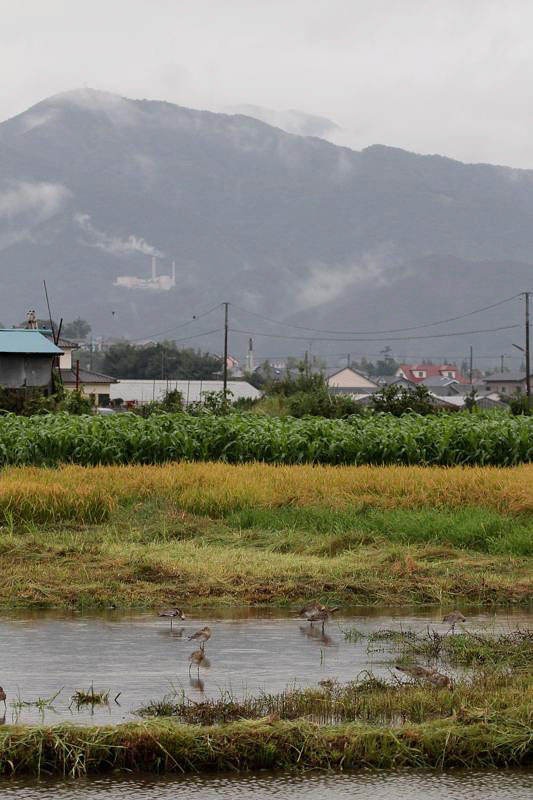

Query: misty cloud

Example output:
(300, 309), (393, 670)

(227, 105), (339, 139)
(294, 250), (397, 311)
(74, 212), (164, 257)
(54, 88), (141, 126)
(0, 181), (70, 220)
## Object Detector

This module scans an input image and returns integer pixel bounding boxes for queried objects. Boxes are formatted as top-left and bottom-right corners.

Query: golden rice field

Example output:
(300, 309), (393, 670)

(1, 462), (532, 523)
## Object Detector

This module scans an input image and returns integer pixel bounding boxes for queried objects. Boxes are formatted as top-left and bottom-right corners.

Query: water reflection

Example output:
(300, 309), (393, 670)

(189, 676), (205, 693)
(299, 624), (334, 646)
(2, 769), (532, 799)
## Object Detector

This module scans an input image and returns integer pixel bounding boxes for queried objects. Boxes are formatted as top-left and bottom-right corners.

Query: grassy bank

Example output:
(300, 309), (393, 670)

(0, 411), (531, 466)
(0, 463), (531, 608)
(1, 714), (531, 777)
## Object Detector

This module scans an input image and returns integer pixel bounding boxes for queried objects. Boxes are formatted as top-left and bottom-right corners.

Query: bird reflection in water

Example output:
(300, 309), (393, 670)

(299, 625), (333, 646)
(189, 675), (205, 692)
(157, 627), (185, 639)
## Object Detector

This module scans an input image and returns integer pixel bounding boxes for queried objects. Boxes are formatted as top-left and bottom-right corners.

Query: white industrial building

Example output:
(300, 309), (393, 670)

(110, 379), (261, 406)
(114, 257), (176, 291)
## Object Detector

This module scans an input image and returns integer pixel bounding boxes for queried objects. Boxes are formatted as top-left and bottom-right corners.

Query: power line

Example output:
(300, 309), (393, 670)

(228, 323), (520, 343)
(254, 352), (522, 361)
(170, 328), (222, 344)
(229, 293), (522, 336)
(129, 303), (222, 342)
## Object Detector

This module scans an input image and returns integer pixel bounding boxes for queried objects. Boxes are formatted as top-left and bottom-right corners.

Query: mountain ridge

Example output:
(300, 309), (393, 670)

(0, 88), (530, 362)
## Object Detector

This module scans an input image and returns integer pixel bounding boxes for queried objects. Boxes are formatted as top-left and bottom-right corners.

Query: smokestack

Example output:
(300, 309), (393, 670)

(151, 256), (157, 280)
(246, 337), (254, 372)
(172, 260), (176, 285)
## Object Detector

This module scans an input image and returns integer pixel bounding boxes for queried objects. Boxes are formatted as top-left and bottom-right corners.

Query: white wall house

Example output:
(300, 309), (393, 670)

(327, 367), (379, 393)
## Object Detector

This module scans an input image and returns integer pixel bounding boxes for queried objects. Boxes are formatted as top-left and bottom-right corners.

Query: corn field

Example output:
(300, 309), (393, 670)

(0, 411), (531, 467)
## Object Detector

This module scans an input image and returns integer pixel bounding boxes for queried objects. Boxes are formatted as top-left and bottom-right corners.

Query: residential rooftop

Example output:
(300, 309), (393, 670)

(0, 329), (63, 355)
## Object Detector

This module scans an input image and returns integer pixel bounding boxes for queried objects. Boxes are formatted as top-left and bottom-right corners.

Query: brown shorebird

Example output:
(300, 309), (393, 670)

(396, 664), (434, 679)
(158, 608), (185, 629)
(442, 610), (466, 633)
(188, 649), (206, 674)
(0, 687), (5, 709)
(187, 626), (211, 649)
(426, 671), (452, 688)
(396, 665), (451, 687)
(298, 603), (339, 632)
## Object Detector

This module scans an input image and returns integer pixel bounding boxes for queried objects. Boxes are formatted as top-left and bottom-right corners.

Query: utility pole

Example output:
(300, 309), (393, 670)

(525, 292), (531, 406)
(500, 354), (504, 373)
(469, 346), (473, 385)
(223, 302), (229, 397)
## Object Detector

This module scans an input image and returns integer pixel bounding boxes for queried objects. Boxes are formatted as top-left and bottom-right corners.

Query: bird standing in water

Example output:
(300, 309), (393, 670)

(187, 626), (212, 650)
(299, 603), (339, 632)
(0, 687), (5, 709)
(188, 649), (206, 674)
(158, 608), (185, 629)
(442, 610), (466, 633)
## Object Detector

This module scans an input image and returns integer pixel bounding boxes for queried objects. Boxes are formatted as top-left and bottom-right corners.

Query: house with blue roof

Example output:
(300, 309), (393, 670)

(0, 329), (63, 392)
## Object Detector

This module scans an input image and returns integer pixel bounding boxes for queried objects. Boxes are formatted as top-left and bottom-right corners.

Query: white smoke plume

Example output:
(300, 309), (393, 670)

(74, 212), (164, 257)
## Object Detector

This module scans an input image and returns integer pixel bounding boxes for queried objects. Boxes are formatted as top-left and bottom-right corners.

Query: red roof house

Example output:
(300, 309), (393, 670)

(396, 364), (468, 384)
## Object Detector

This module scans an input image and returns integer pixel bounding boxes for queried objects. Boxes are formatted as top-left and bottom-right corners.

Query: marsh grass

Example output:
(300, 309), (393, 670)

(135, 669), (533, 727)
(1, 713), (532, 777)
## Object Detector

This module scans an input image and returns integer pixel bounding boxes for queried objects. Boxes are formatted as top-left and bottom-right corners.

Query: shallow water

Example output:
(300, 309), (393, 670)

(3, 770), (533, 799)
(0, 607), (531, 726)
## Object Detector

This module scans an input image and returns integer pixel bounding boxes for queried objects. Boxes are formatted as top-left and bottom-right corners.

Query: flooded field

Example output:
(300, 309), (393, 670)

(0, 607), (531, 726)
(2, 769), (533, 799)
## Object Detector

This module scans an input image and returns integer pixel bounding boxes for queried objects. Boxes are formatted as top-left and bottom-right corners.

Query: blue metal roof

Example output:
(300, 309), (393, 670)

(0, 330), (63, 355)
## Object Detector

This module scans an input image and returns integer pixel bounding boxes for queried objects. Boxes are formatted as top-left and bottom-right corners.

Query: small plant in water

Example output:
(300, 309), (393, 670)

(342, 627), (366, 643)
(11, 689), (62, 714)
(69, 684), (113, 708)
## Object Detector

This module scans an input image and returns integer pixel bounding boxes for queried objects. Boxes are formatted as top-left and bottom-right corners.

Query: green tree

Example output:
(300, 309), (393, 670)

(371, 384), (434, 416)
(62, 318), (92, 340)
(102, 341), (221, 379)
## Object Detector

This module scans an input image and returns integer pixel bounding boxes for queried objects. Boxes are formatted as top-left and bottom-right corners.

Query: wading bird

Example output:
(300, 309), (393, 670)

(0, 687), (5, 709)
(442, 610), (466, 633)
(298, 603), (339, 632)
(188, 649), (206, 674)
(395, 665), (451, 687)
(158, 608), (185, 629)
(187, 626), (212, 649)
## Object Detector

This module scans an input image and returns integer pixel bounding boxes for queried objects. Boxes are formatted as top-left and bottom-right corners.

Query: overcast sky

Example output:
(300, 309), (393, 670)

(2, 0), (533, 167)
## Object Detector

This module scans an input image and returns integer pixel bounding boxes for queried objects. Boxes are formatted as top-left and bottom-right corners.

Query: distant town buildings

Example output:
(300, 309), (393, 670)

(484, 370), (533, 396)
(327, 366), (379, 394)
(54, 337), (117, 406)
(396, 363), (468, 384)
